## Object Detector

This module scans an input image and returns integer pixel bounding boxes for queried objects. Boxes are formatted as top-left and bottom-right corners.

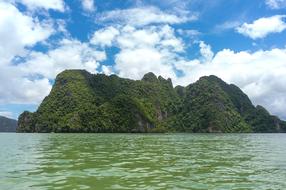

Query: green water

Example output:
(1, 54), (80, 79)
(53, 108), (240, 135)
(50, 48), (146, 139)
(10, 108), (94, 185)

(0, 134), (285, 189)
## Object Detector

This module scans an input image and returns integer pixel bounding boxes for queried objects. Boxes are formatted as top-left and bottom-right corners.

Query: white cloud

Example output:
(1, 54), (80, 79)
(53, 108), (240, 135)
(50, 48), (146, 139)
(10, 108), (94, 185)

(2, 0), (286, 121)
(236, 15), (286, 39)
(266, 0), (286, 9)
(116, 25), (160, 49)
(90, 24), (184, 80)
(97, 24), (184, 80)
(20, 39), (106, 79)
(81, 0), (95, 12)
(199, 41), (214, 63)
(90, 24), (286, 119)
(91, 26), (120, 47)
(0, 1), (54, 64)
(0, 1), (106, 105)
(97, 6), (197, 26)
(17, 0), (65, 11)
(0, 65), (52, 104)
(88, 21), (286, 120)
(101, 65), (114, 75)
(0, 111), (13, 118)
(115, 25), (184, 52)
(0, 1), (56, 104)
(0, 39), (106, 104)
(175, 44), (286, 119)
(115, 47), (176, 80)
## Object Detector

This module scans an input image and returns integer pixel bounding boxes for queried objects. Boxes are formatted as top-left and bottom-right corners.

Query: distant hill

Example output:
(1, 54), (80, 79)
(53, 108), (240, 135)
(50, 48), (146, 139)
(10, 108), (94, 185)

(0, 116), (17, 132)
(17, 69), (286, 133)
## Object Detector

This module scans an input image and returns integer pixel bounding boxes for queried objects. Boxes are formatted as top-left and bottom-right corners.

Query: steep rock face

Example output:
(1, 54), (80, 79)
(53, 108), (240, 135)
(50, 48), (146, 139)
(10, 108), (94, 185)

(17, 70), (286, 133)
(0, 116), (17, 132)
(17, 111), (35, 132)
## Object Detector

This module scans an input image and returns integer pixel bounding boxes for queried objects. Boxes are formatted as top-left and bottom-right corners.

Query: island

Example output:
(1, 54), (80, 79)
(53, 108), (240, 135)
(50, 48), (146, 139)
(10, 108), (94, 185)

(0, 116), (17, 132)
(17, 70), (286, 133)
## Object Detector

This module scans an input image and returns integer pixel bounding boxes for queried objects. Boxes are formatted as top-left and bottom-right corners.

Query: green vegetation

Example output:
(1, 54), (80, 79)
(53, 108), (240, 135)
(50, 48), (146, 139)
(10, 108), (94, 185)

(17, 70), (286, 133)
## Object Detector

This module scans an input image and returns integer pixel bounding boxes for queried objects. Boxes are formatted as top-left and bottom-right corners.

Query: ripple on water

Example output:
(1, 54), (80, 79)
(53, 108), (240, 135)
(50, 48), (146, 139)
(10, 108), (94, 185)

(0, 133), (286, 189)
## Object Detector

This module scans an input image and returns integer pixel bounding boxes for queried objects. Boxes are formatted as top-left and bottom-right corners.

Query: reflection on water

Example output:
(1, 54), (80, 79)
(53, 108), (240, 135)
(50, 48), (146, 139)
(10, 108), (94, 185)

(0, 133), (286, 189)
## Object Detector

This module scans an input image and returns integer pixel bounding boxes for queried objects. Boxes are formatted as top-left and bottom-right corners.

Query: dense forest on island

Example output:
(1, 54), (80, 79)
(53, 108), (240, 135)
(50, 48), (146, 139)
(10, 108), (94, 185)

(17, 70), (286, 133)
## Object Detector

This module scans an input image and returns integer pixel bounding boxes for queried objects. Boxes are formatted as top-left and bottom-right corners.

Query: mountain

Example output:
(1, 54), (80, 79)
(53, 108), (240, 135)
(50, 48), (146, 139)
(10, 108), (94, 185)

(0, 116), (17, 132)
(17, 70), (286, 133)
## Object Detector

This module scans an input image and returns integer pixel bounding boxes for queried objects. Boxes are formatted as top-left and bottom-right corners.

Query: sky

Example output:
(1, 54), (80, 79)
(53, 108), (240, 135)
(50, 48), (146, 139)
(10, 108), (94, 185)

(0, 0), (286, 120)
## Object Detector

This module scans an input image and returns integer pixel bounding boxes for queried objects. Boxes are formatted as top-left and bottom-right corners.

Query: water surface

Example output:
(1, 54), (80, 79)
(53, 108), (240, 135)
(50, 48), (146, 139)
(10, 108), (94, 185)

(0, 133), (285, 189)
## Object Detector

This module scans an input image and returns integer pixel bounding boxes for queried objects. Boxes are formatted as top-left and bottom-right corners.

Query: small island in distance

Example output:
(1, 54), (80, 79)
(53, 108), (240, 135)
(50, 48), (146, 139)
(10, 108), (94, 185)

(18, 69), (286, 133)
(0, 116), (17, 132)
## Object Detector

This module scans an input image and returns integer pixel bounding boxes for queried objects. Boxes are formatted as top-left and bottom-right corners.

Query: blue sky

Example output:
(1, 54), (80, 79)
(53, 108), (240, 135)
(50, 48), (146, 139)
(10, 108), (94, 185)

(0, 0), (286, 119)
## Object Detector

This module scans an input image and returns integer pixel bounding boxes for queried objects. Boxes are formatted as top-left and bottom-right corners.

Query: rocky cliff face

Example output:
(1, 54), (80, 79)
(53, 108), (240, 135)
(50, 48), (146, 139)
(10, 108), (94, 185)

(17, 70), (286, 133)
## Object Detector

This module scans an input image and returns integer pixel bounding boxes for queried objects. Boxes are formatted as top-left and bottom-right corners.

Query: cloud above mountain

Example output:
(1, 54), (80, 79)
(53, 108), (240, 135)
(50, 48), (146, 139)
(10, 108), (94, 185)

(236, 15), (286, 39)
(1, 0), (286, 119)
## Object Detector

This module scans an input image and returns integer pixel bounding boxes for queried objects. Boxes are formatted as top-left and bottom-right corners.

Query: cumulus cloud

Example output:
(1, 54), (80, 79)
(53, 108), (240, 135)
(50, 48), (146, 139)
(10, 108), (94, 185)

(81, 0), (95, 12)
(199, 41), (214, 63)
(266, 0), (286, 9)
(0, 1), (106, 104)
(101, 65), (114, 75)
(0, 1), (58, 104)
(175, 44), (286, 119)
(0, 1), (54, 64)
(0, 65), (52, 104)
(0, 111), (13, 118)
(89, 14), (286, 119)
(0, 39), (106, 104)
(115, 47), (176, 80)
(97, 6), (197, 26)
(236, 15), (286, 39)
(97, 25), (183, 80)
(16, 0), (65, 11)
(2, 0), (286, 121)
(115, 25), (183, 51)
(90, 23), (184, 79)
(20, 39), (106, 78)
(91, 26), (120, 47)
